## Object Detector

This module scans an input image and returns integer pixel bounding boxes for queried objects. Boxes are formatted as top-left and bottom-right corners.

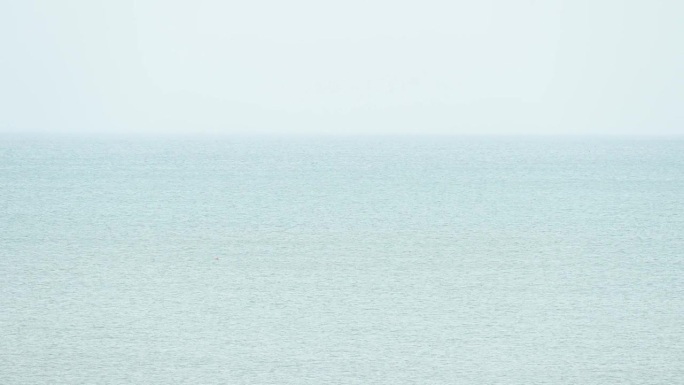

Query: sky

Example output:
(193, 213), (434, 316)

(1, 0), (682, 135)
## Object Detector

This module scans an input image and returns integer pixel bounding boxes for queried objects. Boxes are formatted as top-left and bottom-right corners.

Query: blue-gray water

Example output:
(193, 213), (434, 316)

(1, 136), (683, 384)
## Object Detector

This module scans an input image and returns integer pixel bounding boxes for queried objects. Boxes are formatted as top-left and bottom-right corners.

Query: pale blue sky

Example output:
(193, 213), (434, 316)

(1, 1), (682, 135)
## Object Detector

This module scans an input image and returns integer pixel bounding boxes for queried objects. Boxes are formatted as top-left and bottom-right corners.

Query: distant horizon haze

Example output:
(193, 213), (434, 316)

(1, 1), (682, 136)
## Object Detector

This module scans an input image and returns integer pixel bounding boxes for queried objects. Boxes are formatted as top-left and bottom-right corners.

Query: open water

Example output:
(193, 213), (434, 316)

(1, 136), (683, 384)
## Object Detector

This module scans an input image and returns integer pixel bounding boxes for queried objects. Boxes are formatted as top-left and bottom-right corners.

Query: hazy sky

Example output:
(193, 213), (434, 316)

(1, 1), (682, 135)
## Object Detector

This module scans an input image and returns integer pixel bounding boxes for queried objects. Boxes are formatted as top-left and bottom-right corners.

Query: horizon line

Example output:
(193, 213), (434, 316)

(1, 132), (682, 139)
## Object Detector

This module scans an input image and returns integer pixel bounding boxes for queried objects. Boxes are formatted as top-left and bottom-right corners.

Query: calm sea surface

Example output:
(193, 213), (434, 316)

(1, 136), (683, 384)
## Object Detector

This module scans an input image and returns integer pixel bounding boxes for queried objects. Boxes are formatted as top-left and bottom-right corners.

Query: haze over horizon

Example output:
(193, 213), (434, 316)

(2, 1), (682, 136)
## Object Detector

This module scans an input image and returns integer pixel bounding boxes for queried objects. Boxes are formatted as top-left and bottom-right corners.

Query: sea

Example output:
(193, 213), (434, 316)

(1, 135), (682, 384)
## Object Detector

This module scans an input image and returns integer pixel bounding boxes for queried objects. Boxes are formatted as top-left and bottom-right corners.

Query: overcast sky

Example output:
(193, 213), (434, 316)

(1, 0), (682, 135)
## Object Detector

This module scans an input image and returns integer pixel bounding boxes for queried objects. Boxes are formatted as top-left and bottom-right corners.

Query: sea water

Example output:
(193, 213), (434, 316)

(1, 136), (682, 384)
